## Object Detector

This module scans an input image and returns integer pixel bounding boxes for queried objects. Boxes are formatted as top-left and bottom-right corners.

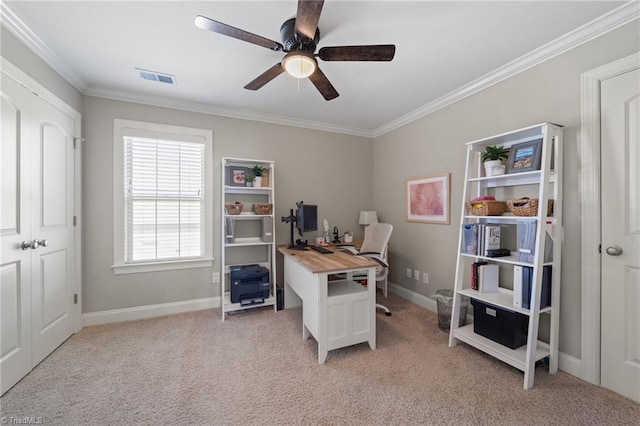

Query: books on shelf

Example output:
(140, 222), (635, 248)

(461, 224), (501, 256)
(513, 265), (552, 309)
(471, 262), (499, 292)
(478, 264), (499, 293)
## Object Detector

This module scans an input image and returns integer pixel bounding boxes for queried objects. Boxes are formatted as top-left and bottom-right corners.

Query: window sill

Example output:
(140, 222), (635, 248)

(112, 258), (214, 275)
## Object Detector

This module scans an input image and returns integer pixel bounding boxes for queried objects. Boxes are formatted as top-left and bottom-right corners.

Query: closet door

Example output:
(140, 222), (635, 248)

(29, 83), (75, 366)
(1, 74), (33, 394)
(1, 73), (76, 394)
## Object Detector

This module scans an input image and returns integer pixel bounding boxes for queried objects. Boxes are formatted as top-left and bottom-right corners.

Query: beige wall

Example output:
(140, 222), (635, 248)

(1, 26), (83, 111)
(373, 21), (639, 358)
(4, 18), (639, 359)
(82, 96), (373, 313)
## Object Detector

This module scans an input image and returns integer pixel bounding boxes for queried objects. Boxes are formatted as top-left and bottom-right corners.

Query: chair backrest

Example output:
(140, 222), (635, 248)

(360, 223), (393, 261)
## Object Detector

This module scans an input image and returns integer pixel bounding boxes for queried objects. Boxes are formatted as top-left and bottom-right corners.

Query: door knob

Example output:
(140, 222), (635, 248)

(20, 239), (40, 250)
(605, 245), (623, 256)
(19, 239), (47, 250)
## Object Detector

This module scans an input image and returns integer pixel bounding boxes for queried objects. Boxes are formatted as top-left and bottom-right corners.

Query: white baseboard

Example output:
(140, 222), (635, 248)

(81, 297), (220, 327)
(387, 282), (583, 378)
(388, 282), (437, 312)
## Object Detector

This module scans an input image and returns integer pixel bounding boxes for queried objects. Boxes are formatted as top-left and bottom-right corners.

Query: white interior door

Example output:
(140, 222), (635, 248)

(29, 81), (75, 366)
(600, 68), (640, 403)
(1, 72), (33, 394)
(1, 72), (76, 394)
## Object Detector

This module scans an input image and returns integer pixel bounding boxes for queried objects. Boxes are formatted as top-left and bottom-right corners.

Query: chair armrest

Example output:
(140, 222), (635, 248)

(336, 246), (359, 255)
(357, 253), (388, 268)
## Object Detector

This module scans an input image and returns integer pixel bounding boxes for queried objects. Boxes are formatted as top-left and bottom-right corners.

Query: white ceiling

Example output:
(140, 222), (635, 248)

(2, 1), (632, 136)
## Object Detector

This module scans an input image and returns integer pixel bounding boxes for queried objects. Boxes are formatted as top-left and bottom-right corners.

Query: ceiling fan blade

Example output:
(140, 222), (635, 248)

(244, 63), (286, 90)
(295, 0), (324, 40)
(195, 15), (283, 51)
(308, 67), (339, 101)
(318, 45), (396, 61)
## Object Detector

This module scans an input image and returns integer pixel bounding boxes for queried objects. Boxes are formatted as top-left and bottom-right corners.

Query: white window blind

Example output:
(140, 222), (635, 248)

(123, 136), (205, 263)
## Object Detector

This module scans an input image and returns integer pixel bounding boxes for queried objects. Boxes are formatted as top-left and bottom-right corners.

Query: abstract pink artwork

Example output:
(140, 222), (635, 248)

(406, 173), (450, 224)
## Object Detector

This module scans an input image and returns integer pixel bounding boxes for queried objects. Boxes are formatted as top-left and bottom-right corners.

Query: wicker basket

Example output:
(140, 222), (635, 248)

(507, 198), (553, 217)
(466, 200), (507, 216)
(225, 202), (244, 215)
(253, 203), (273, 215)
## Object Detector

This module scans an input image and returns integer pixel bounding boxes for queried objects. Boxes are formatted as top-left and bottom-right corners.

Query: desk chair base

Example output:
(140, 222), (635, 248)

(377, 303), (392, 316)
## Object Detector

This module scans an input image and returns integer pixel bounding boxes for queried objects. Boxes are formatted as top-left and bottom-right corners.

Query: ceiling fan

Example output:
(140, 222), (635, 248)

(194, 0), (395, 101)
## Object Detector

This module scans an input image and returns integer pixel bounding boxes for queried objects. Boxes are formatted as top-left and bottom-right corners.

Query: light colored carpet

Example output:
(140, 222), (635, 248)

(1, 293), (638, 425)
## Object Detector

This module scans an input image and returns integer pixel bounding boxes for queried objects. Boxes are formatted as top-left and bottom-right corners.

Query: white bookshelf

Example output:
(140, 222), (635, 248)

(220, 157), (276, 320)
(448, 123), (563, 389)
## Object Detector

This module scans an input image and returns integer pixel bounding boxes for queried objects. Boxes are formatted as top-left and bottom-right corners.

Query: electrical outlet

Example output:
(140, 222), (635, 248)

(423, 272), (429, 284)
(414, 269), (420, 280)
(212, 272), (220, 283)
(406, 268), (412, 278)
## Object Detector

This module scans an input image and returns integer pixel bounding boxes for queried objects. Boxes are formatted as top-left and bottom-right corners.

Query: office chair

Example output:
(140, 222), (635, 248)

(338, 223), (393, 316)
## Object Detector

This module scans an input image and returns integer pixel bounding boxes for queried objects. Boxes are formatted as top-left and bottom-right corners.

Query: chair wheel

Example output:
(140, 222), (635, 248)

(385, 312), (392, 317)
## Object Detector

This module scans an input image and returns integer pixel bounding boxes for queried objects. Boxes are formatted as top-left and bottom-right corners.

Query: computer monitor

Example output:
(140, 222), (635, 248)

(281, 201), (318, 249)
(296, 203), (318, 236)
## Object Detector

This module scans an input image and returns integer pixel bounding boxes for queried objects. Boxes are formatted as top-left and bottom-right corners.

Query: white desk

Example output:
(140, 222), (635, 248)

(278, 246), (377, 363)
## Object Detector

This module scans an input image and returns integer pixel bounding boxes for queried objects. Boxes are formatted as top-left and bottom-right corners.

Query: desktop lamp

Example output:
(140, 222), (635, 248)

(358, 211), (378, 228)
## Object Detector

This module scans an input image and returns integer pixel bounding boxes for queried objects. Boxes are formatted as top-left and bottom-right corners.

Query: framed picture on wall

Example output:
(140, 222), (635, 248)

(405, 173), (450, 224)
(505, 139), (543, 174)
(227, 167), (249, 187)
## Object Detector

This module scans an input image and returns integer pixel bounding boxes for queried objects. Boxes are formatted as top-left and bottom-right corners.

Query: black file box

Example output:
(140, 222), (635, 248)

(471, 299), (529, 349)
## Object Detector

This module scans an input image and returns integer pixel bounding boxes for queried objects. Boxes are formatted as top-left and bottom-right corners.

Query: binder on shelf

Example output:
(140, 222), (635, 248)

(516, 220), (537, 263)
(225, 217), (235, 243)
(513, 265), (523, 307)
(462, 224), (478, 255)
(522, 267), (532, 309)
(261, 217), (273, 242)
(478, 264), (499, 293)
(516, 265), (552, 309)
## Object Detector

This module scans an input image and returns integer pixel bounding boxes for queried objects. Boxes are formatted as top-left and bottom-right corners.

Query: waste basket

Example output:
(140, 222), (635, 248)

(434, 289), (468, 332)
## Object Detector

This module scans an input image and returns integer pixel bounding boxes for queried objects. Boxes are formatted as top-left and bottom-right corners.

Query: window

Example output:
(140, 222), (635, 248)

(113, 120), (213, 274)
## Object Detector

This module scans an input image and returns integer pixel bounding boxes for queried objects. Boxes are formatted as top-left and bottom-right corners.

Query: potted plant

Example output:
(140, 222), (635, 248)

(245, 172), (255, 187)
(481, 145), (509, 177)
(252, 165), (265, 187)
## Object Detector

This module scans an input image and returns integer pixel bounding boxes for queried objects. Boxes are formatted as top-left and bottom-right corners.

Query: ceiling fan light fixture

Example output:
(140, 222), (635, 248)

(283, 51), (317, 78)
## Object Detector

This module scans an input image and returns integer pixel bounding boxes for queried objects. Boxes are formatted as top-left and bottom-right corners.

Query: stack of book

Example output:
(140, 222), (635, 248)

(462, 224), (501, 256)
(470, 262), (499, 293)
(513, 265), (552, 309)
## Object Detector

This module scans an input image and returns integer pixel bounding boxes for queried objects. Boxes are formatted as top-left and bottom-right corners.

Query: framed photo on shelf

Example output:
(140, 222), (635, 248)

(227, 167), (249, 187)
(405, 173), (450, 224)
(505, 139), (542, 174)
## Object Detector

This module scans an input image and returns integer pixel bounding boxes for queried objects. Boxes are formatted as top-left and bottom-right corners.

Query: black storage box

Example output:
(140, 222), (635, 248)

(471, 299), (529, 349)
(230, 264), (270, 304)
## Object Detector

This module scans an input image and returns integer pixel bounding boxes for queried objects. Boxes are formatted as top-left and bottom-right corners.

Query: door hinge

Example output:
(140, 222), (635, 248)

(598, 244), (601, 253)
(74, 293), (78, 304)
(73, 137), (84, 149)
(73, 216), (77, 226)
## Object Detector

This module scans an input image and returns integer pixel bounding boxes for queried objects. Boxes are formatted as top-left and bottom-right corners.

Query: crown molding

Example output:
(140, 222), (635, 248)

(84, 86), (373, 138)
(2, 1), (637, 139)
(372, 1), (639, 138)
(0, 2), (88, 91)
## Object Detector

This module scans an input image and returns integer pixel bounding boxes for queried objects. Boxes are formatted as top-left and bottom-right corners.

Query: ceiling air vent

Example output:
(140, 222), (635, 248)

(136, 68), (176, 85)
